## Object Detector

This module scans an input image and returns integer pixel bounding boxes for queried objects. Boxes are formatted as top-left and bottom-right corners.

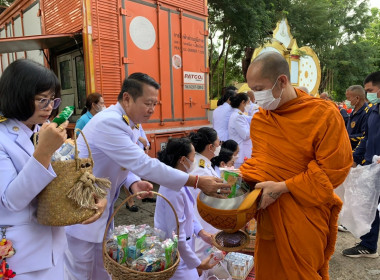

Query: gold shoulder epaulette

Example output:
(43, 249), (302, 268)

(122, 115), (130, 126)
(365, 107), (369, 113)
(135, 124), (140, 130)
(199, 159), (205, 168)
(0, 115), (7, 123)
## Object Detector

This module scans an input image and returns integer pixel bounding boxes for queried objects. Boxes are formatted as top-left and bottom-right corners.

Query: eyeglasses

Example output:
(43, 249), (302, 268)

(35, 97), (61, 110)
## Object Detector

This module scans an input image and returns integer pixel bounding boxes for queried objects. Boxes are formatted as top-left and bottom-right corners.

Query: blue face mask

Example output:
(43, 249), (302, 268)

(367, 92), (379, 104)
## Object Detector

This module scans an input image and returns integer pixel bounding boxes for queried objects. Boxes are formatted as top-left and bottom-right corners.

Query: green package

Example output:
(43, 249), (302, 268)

(52, 106), (74, 125)
(222, 171), (240, 198)
(117, 234), (128, 264)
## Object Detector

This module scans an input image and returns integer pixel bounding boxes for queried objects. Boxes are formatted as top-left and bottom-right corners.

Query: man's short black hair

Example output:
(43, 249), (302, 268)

(364, 71), (380, 88)
(118, 72), (160, 101)
(0, 59), (61, 121)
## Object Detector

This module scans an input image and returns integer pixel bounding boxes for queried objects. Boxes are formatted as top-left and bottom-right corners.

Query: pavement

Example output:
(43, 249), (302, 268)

(114, 189), (380, 280)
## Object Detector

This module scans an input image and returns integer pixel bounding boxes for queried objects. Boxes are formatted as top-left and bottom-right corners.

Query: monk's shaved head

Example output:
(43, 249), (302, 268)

(250, 52), (290, 83)
(346, 85), (365, 100)
(320, 92), (328, 100)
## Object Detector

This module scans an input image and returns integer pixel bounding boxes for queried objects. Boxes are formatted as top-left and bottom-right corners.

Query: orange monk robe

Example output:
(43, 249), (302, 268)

(240, 89), (352, 280)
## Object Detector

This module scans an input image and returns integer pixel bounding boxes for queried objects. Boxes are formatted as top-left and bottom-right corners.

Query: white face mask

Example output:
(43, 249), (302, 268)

(253, 77), (284, 110)
(94, 104), (106, 113)
(182, 157), (196, 173)
(213, 145), (221, 157)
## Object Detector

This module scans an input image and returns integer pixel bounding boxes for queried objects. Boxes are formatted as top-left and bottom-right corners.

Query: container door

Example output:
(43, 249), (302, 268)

(57, 50), (86, 120)
(122, 0), (208, 124)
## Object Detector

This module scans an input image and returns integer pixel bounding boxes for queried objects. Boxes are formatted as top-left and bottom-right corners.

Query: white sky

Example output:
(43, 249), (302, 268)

(369, 0), (380, 9)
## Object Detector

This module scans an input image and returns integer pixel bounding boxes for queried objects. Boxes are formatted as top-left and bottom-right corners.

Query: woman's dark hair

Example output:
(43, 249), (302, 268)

(118, 72), (160, 101)
(211, 148), (234, 168)
(217, 89), (236, 106)
(230, 93), (248, 108)
(0, 59), (61, 121)
(189, 127), (218, 153)
(81, 92), (102, 115)
(157, 137), (192, 168)
(222, 139), (239, 153)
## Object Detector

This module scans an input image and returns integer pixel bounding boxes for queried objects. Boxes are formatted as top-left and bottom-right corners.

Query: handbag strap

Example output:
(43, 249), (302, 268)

(74, 128), (94, 170)
(33, 128), (94, 171)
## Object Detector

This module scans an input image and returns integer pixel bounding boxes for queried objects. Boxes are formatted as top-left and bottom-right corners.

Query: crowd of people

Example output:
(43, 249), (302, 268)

(0, 53), (378, 280)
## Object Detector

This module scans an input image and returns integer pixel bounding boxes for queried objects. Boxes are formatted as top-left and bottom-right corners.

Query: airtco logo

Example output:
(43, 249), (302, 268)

(184, 71), (204, 85)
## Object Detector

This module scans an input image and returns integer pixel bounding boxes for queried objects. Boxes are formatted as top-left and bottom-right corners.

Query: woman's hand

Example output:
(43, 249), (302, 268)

(197, 253), (218, 271)
(82, 197), (108, 224)
(198, 230), (213, 245)
(33, 121), (68, 168)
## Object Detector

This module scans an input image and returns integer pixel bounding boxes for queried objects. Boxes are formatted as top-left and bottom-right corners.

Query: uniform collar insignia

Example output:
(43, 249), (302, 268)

(238, 111), (243, 115)
(135, 124), (140, 130)
(199, 158), (205, 168)
(122, 115), (130, 126)
(0, 115), (7, 123)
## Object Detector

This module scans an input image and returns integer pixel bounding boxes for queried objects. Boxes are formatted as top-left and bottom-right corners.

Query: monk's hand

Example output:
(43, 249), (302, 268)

(82, 197), (108, 224)
(130, 180), (154, 199)
(256, 181), (289, 210)
(196, 176), (231, 198)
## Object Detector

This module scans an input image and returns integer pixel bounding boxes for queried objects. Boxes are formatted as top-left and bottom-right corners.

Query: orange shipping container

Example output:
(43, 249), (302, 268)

(0, 0), (210, 157)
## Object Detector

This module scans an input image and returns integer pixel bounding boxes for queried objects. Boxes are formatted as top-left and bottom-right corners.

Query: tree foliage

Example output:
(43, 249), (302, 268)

(208, 0), (287, 99)
(208, 0), (380, 101)
(279, 0), (377, 100)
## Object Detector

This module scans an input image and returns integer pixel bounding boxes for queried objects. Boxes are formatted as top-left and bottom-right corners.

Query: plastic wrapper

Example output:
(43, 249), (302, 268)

(338, 160), (380, 238)
(206, 247), (226, 265)
(106, 239), (124, 264)
(52, 106), (74, 125)
(52, 142), (77, 161)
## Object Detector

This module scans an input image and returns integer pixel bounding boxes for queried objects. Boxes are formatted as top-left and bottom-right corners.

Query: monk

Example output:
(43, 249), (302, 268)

(240, 52), (352, 280)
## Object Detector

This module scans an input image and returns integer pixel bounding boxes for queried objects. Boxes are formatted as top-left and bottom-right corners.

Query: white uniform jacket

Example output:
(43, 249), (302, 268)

(65, 102), (189, 243)
(228, 108), (252, 168)
(155, 185), (202, 279)
(213, 103), (233, 142)
(0, 119), (67, 275)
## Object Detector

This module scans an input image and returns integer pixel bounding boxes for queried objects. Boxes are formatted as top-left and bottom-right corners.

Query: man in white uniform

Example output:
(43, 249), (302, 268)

(64, 73), (229, 279)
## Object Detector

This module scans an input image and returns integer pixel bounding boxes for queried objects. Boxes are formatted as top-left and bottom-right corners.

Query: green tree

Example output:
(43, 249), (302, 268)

(286, 0), (374, 100)
(364, 8), (380, 69)
(0, 0), (15, 6)
(208, 0), (287, 99)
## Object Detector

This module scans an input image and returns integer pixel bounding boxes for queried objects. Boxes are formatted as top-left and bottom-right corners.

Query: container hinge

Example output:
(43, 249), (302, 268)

(201, 67), (210, 73)
(122, 57), (134, 64)
(120, 8), (131, 17)
(200, 30), (209, 36)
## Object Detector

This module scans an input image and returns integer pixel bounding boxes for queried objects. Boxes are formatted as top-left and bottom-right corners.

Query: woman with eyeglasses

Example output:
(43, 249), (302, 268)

(0, 59), (106, 279)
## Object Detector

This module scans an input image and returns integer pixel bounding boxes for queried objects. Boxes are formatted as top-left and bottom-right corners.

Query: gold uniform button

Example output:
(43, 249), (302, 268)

(121, 167), (127, 171)
(12, 126), (19, 132)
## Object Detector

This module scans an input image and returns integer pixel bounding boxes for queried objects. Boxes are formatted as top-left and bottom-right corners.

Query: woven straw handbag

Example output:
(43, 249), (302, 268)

(36, 128), (110, 226)
(102, 191), (180, 280)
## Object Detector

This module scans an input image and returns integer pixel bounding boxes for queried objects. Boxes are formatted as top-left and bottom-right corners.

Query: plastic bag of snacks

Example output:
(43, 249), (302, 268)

(106, 224), (178, 272)
(52, 139), (78, 161)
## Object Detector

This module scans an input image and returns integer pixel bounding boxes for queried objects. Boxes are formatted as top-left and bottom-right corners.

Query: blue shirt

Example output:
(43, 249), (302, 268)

(75, 111), (93, 135)
(353, 103), (380, 165)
